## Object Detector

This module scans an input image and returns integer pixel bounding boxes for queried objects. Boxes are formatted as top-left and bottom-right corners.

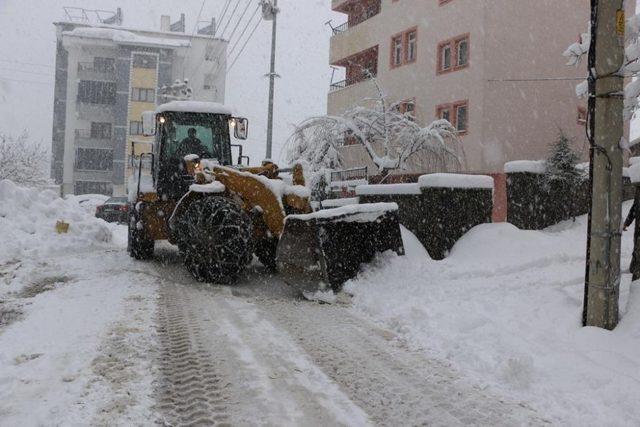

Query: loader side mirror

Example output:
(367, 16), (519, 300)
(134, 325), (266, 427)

(142, 111), (156, 136)
(231, 117), (248, 140)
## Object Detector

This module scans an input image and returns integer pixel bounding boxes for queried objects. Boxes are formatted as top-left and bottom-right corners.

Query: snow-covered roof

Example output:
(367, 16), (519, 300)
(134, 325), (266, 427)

(155, 101), (233, 116)
(418, 173), (494, 190)
(63, 27), (191, 48)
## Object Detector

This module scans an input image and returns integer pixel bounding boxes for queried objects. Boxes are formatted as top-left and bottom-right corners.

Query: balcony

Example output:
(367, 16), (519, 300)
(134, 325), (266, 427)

(330, 45), (378, 92)
(77, 62), (116, 81)
(74, 129), (114, 149)
(76, 102), (115, 122)
(329, 74), (375, 92)
(331, 0), (381, 36)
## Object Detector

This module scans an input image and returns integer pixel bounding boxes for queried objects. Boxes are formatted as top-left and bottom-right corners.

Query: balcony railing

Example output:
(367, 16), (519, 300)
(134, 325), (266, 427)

(331, 1), (380, 36)
(329, 72), (376, 92)
(77, 62), (116, 81)
(330, 167), (368, 183)
(332, 21), (349, 35)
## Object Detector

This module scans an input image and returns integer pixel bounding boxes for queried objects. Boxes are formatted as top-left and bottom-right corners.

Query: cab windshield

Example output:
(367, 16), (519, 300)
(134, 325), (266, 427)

(162, 112), (231, 165)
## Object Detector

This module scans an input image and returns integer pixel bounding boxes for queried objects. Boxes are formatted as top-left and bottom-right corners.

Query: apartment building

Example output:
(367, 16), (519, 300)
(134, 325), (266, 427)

(51, 8), (227, 196)
(328, 0), (631, 175)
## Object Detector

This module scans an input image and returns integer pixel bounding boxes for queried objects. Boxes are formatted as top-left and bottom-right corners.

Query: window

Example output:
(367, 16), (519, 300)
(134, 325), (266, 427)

(455, 103), (468, 133)
(93, 57), (115, 73)
(131, 87), (156, 103)
(129, 121), (144, 135)
(392, 35), (403, 67)
(436, 100), (469, 134)
(406, 31), (417, 63)
(439, 43), (452, 72)
(390, 28), (418, 69)
(456, 38), (469, 67)
(395, 99), (416, 121)
(75, 148), (113, 171)
(90, 122), (112, 139)
(204, 73), (214, 90)
(438, 34), (470, 74)
(77, 80), (116, 104)
(132, 54), (157, 69)
(437, 105), (451, 122)
(74, 181), (112, 196)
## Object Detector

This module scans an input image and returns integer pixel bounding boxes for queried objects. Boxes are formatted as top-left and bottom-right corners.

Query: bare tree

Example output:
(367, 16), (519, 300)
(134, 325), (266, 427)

(0, 131), (49, 187)
(285, 77), (465, 179)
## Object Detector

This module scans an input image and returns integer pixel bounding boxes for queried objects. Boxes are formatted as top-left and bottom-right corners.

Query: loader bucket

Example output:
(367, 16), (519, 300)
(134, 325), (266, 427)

(276, 203), (405, 293)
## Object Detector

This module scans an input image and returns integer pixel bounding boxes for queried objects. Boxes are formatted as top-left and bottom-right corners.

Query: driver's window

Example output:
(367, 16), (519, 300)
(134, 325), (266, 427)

(167, 124), (217, 159)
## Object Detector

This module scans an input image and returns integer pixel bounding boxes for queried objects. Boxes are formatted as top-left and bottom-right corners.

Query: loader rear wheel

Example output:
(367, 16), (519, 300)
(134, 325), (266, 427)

(128, 215), (154, 260)
(255, 238), (279, 272)
(177, 197), (253, 284)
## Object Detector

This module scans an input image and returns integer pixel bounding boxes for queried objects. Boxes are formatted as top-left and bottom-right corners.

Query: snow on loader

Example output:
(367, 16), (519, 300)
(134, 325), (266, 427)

(127, 101), (404, 291)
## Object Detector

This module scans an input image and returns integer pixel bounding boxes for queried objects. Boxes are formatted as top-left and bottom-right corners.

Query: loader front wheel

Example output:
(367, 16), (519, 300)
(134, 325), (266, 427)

(128, 214), (154, 260)
(177, 197), (253, 284)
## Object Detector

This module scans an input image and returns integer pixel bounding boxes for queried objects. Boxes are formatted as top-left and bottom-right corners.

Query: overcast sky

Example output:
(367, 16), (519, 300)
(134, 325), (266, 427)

(0, 0), (339, 165)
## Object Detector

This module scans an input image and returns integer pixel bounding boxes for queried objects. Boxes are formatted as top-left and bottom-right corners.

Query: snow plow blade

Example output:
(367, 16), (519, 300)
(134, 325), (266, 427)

(276, 203), (405, 293)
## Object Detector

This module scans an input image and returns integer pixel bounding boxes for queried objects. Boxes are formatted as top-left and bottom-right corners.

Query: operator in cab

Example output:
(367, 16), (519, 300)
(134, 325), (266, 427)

(176, 128), (211, 159)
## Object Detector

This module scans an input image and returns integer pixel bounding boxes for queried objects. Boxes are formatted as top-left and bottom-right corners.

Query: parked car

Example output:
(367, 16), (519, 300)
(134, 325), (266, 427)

(95, 197), (129, 224)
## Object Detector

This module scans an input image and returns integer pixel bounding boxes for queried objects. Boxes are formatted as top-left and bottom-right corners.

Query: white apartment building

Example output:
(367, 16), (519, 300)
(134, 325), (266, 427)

(51, 8), (228, 196)
(328, 0), (633, 176)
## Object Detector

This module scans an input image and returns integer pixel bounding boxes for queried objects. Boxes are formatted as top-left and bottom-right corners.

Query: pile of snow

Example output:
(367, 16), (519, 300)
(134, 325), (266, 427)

(504, 160), (547, 174)
(287, 202), (398, 223)
(64, 194), (109, 215)
(0, 180), (113, 266)
(418, 173), (494, 190)
(344, 205), (640, 425)
(355, 183), (421, 196)
(320, 197), (359, 209)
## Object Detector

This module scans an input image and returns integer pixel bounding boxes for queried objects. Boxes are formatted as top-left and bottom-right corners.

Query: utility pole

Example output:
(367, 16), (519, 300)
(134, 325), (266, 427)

(583, 0), (626, 330)
(263, 0), (279, 160)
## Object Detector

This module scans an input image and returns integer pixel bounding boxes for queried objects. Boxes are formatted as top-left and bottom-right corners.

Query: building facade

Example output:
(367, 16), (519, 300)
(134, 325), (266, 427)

(51, 10), (227, 196)
(328, 0), (631, 175)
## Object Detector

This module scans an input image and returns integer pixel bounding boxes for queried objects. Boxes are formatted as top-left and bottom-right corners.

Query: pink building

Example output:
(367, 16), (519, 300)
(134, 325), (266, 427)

(327, 0), (630, 175)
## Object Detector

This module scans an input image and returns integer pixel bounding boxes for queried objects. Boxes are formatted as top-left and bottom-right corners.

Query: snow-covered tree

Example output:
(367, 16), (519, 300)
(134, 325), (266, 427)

(545, 132), (582, 187)
(563, 12), (640, 120)
(0, 131), (49, 187)
(285, 77), (465, 179)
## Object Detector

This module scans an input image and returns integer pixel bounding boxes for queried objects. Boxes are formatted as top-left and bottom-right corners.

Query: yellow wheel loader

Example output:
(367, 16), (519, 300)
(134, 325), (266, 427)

(128, 101), (404, 291)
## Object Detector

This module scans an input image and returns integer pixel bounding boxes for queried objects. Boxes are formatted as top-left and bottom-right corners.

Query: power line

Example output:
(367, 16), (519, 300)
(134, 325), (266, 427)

(0, 59), (53, 69)
(208, 0), (257, 77)
(190, 0), (233, 79)
(0, 76), (51, 85)
(226, 15), (264, 73)
(487, 77), (585, 82)
(0, 67), (53, 77)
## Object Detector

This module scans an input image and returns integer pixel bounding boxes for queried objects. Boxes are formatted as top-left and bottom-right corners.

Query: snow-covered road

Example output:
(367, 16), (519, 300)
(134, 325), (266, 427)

(0, 229), (542, 426)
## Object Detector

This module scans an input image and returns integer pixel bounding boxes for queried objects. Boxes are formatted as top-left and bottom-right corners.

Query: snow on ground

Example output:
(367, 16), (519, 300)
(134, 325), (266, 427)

(0, 181), (157, 425)
(345, 203), (640, 427)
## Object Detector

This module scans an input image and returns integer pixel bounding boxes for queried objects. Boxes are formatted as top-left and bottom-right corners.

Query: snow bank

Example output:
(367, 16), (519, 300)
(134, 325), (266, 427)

(355, 183), (421, 196)
(504, 160), (547, 174)
(287, 203), (398, 223)
(344, 204), (640, 426)
(0, 180), (112, 265)
(418, 173), (494, 190)
(64, 27), (190, 48)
